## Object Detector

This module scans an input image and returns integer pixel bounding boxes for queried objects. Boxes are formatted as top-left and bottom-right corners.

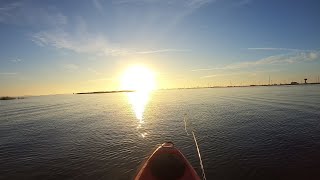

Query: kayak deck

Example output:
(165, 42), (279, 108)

(135, 142), (201, 180)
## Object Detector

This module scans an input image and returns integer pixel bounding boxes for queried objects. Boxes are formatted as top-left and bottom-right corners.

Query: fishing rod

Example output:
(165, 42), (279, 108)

(184, 114), (207, 180)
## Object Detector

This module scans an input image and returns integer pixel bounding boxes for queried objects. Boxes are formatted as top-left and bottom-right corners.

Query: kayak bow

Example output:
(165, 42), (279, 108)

(135, 142), (201, 180)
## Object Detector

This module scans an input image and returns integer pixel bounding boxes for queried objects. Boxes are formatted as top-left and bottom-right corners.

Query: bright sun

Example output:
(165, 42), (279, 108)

(121, 65), (156, 92)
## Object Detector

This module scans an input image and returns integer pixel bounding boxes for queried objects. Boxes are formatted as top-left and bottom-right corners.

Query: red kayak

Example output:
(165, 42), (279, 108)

(135, 142), (201, 180)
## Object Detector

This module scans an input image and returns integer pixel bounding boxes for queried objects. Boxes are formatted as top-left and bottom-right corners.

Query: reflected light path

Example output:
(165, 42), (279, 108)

(126, 91), (152, 138)
(121, 65), (156, 138)
(127, 91), (150, 122)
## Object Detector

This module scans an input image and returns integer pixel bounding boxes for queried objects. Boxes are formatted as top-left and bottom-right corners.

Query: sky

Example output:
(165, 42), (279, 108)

(1, 0), (320, 96)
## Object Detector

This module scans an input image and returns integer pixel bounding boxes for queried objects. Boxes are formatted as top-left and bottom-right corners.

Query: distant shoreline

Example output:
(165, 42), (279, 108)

(2, 83), (319, 98)
(0, 96), (25, 100)
(162, 82), (320, 91)
(75, 83), (320, 95)
(75, 90), (135, 95)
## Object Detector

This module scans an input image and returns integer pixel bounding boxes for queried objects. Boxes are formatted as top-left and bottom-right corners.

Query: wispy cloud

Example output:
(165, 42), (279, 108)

(11, 58), (22, 63)
(62, 64), (79, 71)
(200, 72), (244, 78)
(114, 0), (213, 7)
(112, 0), (214, 32)
(88, 78), (113, 82)
(238, 51), (319, 66)
(200, 69), (281, 79)
(200, 74), (218, 78)
(2, 1), (201, 57)
(228, 51), (319, 68)
(186, 0), (214, 8)
(32, 27), (189, 56)
(32, 29), (130, 56)
(88, 68), (101, 75)
(192, 67), (224, 71)
(247, 47), (311, 52)
(0, 2), (23, 23)
(137, 49), (189, 54)
(92, 0), (103, 12)
(192, 50), (320, 71)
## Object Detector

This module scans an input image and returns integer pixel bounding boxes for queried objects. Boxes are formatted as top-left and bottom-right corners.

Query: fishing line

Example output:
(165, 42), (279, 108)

(183, 114), (207, 180)
(184, 114), (190, 135)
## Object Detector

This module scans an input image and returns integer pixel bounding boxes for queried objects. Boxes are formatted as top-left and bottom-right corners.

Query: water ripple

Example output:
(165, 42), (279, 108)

(1, 86), (320, 179)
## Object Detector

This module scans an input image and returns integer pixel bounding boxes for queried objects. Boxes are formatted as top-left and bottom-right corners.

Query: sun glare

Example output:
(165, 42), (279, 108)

(121, 65), (156, 92)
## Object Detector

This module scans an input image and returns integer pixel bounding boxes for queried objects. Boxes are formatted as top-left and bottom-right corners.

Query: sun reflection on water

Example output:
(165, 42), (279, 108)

(126, 91), (152, 138)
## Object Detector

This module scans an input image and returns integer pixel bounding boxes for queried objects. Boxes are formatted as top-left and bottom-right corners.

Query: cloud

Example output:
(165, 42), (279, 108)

(114, 0), (213, 7)
(32, 29), (125, 56)
(200, 74), (218, 78)
(192, 67), (224, 71)
(88, 78), (113, 82)
(247, 47), (311, 52)
(308, 52), (318, 60)
(225, 51), (319, 68)
(92, 0), (103, 12)
(112, 0), (214, 28)
(200, 72), (246, 78)
(200, 69), (281, 79)
(32, 27), (189, 56)
(137, 49), (189, 54)
(11, 58), (22, 63)
(62, 64), (79, 71)
(88, 68), (101, 75)
(2, 0), (202, 57)
(192, 50), (320, 71)
(0, 2), (22, 23)
(186, 0), (214, 8)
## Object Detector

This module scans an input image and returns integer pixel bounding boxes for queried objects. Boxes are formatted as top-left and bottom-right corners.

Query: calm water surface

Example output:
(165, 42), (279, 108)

(1, 85), (320, 179)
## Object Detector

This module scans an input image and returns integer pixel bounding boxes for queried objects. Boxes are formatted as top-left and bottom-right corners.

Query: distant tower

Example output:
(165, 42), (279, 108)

(304, 78), (307, 84)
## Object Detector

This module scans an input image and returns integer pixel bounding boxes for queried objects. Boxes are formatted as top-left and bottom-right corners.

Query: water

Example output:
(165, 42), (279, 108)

(1, 85), (320, 180)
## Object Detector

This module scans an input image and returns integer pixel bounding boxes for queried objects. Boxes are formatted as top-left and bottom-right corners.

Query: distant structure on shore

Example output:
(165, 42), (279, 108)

(304, 78), (308, 84)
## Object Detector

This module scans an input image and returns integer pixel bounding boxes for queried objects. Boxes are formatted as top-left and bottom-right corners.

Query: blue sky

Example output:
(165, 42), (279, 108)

(1, 0), (320, 96)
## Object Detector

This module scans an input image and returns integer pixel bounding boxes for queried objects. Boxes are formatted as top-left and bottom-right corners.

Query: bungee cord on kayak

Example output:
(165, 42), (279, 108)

(183, 114), (207, 180)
